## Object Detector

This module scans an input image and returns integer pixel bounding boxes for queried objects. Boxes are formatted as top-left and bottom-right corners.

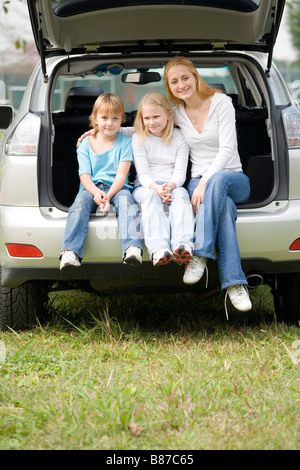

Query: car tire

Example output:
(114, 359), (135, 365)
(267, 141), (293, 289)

(0, 271), (49, 331)
(272, 273), (300, 326)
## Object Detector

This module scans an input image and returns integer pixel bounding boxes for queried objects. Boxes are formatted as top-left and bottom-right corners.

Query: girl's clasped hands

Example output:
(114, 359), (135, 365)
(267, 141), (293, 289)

(151, 182), (174, 204)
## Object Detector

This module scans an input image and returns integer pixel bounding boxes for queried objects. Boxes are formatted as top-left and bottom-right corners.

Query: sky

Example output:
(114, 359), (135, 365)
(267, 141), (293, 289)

(273, 7), (297, 62)
(0, 0), (297, 73)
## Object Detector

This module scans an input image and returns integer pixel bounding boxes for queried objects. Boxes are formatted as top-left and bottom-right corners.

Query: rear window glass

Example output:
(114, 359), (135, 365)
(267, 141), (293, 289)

(52, 64), (237, 113)
(52, 0), (261, 17)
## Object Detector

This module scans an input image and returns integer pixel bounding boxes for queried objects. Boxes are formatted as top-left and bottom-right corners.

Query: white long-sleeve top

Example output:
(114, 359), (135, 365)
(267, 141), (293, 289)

(173, 93), (243, 182)
(131, 128), (189, 188)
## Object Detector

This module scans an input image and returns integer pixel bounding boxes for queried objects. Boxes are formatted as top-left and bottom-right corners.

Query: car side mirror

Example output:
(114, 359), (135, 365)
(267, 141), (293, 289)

(0, 105), (14, 130)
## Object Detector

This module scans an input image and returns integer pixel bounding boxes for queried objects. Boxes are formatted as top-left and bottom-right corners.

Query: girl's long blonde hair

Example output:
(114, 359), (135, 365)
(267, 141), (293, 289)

(134, 92), (174, 144)
(89, 93), (125, 129)
(164, 56), (222, 106)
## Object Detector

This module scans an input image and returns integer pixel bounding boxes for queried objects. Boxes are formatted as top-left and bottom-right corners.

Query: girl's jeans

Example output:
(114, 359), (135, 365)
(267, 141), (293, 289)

(61, 182), (143, 260)
(133, 182), (194, 259)
(187, 171), (250, 290)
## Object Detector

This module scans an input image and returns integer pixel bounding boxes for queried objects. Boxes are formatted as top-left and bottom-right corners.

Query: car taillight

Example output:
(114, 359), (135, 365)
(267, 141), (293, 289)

(289, 238), (300, 251)
(282, 107), (300, 149)
(5, 113), (41, 156)
(6, 244), (43, 258)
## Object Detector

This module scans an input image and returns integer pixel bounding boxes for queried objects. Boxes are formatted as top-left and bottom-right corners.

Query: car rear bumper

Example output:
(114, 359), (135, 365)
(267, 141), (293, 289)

(2, 258), (300, 292)
(1, 202), (300, 288)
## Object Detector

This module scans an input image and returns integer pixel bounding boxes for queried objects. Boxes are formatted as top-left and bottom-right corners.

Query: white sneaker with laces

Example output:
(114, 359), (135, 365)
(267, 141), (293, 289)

(123, 245), (142, 266)
(183, 255), (207, 284)
(152, 247), (174, 267)
(60, 250), (81, 270)
(226, 284), (252, 312)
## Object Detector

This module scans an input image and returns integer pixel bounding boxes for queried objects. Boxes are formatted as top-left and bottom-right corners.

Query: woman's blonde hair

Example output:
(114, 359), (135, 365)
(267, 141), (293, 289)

(134, 92), (174, 144)
(164, 56), (222, 106)
(89, 93), (126, 129)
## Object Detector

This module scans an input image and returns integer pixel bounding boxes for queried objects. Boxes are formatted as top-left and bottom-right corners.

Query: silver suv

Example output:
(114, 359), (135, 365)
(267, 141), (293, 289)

(0, 0), (299, 330)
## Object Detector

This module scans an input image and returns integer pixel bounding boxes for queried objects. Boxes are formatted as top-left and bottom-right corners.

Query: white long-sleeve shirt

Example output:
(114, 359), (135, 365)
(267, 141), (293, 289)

(131, 128), (189, 188)
(173, 93), (242, 182)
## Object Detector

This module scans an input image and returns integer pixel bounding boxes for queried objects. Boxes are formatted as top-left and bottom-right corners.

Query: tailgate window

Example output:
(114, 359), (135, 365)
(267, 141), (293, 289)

(52, 0), (262, 17)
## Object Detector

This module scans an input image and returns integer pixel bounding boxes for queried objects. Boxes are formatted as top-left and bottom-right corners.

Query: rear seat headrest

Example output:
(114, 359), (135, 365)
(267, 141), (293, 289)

(209, 83), (227, 93)
(228, 93), (241, 108)
(65, 86), (104, 113)
(207, 83), (241, 108)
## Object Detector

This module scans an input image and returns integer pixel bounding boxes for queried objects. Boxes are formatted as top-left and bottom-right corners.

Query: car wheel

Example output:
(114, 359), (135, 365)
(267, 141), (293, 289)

(0, 273), (49, 331)
(272, 273), (300, 326)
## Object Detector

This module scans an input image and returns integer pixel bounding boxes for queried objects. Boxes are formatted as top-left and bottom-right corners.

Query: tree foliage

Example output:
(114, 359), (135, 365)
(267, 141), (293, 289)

(286, 0), (300, 65)
(1, 0), (10, 14)
(1, 0), (27, 51)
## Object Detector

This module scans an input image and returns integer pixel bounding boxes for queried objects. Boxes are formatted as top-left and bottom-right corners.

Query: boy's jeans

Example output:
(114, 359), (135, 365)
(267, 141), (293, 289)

(133, 182), (194, 259)
(187, 171), (250, 290)
(61, 182), (143, 260)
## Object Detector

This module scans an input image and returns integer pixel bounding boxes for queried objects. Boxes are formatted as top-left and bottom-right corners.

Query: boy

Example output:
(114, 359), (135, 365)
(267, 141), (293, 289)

(59, 93), (143, 269)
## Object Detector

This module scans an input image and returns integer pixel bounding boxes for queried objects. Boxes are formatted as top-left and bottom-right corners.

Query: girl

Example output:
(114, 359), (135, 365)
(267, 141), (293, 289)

(164, 56), (252, 313)
(132, 92), (194, 266)
(60, 93), (143, 269)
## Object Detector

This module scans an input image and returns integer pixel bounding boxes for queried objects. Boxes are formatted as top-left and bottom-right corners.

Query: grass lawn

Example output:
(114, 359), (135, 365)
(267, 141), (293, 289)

(0, 287), (299, 450)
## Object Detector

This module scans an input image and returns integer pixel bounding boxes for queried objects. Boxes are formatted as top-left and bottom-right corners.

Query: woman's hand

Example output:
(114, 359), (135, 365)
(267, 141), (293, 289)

(76, 128), (97, 147)
(191, 179), (206, 214)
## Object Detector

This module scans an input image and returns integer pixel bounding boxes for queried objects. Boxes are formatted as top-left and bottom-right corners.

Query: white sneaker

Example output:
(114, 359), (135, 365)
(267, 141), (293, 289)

(183, 256), (207, 284)
(123, 245), (142, 266)
(60, 250), (81, 270)
(226, 284), (252, 312)
(152, 247), (174, 267)
(173, 243), (193, 265)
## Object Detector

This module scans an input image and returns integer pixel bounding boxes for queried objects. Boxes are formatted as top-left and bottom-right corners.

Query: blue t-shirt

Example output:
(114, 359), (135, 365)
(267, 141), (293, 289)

(77, 131), (133, 191)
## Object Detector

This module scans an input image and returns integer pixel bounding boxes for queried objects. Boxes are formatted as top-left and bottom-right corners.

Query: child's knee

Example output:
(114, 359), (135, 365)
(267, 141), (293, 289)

(70, 191), (93, 211)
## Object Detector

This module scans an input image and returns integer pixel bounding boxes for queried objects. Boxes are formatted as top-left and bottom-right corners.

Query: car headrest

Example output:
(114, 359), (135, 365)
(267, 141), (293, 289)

(209, 83), (227, 93)
(228, 93), (241, 108)
(65, 87), (104, 113)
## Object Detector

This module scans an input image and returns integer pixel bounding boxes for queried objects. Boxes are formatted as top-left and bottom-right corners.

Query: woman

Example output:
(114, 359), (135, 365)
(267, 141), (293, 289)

(164, 56), (251, 314)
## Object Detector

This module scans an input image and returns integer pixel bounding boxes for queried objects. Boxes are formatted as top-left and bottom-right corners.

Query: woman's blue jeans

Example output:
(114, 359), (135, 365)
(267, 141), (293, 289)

(61, 182), (143, 260)
(187, 171), (250, 290)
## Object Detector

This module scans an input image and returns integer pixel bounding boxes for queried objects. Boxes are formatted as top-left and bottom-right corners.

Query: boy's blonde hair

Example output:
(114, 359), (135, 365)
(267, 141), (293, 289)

(164, 56), (222, 106)
(89, 93), (126, 129)
(134, 92), (174, 144)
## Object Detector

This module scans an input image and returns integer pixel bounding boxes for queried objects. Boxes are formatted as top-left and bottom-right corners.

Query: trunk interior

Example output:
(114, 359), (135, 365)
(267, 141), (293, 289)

(50, 55), (274, 209)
